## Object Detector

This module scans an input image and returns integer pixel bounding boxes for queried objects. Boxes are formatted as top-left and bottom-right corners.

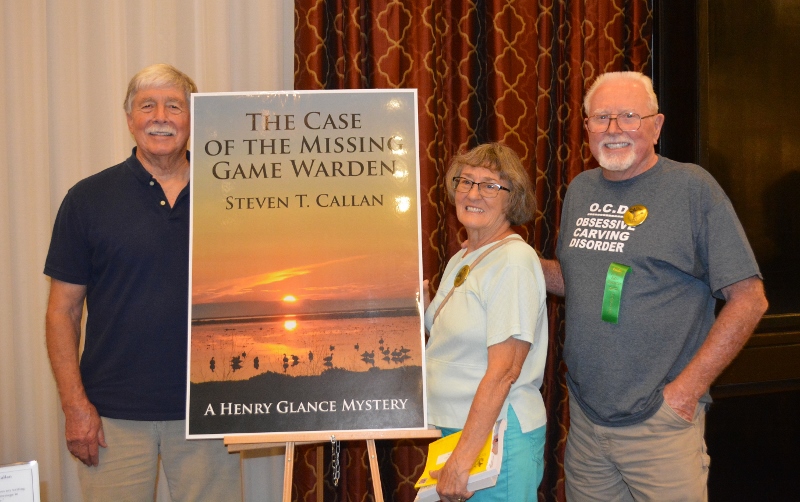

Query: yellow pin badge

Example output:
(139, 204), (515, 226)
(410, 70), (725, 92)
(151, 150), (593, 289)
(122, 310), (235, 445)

(623, 205), (648, 227)
(454, 265), (470, 287)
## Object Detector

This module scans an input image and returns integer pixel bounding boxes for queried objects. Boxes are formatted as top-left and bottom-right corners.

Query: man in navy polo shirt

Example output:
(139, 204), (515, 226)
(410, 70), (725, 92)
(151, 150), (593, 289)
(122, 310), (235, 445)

(44, 64), (240, 501)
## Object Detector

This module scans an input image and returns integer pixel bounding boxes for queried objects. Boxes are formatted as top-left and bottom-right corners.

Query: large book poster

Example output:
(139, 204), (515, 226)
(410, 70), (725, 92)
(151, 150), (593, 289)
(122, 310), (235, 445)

(187, 90), (426, 438)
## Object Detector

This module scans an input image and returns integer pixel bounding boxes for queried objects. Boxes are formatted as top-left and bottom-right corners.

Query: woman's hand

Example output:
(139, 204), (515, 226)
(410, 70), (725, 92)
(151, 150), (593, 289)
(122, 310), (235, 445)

(431, 337), (530, 501)
(430, 459), (474, 502)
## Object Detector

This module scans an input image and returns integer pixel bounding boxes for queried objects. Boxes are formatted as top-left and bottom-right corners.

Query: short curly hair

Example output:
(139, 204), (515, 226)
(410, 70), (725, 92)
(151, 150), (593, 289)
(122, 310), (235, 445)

(445, 143), (536, 226)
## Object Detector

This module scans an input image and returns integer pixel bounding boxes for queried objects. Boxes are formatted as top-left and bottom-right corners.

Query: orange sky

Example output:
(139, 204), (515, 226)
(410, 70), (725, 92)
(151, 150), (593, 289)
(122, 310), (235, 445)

(190, 91), (420, 306)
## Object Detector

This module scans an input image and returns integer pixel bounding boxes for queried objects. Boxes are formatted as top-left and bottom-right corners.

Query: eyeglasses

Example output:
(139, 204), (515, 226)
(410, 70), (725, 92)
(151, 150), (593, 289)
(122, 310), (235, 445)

(585, 112), (657, 133)
(452, 177), (510, 198)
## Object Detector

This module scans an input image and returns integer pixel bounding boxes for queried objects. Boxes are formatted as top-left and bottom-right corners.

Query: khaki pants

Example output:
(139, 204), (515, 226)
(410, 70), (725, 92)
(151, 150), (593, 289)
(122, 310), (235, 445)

(565, 394), (709, 502)
(77, 417), (241, 502)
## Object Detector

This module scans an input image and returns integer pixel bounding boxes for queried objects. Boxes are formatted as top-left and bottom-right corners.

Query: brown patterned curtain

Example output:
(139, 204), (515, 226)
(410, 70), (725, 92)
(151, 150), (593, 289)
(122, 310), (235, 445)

(292, 1), (652, 500)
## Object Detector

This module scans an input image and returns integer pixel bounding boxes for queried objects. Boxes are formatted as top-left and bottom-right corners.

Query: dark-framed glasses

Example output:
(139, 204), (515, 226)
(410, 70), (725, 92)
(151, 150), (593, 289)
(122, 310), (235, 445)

(452, 177), (510, 198)
(585, 112), (657, 133)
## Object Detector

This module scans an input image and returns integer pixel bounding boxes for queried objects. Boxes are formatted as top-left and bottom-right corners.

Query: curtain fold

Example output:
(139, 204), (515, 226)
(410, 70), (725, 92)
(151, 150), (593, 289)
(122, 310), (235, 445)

(0, 2), (292, 501)
(294, 1), (652, 500)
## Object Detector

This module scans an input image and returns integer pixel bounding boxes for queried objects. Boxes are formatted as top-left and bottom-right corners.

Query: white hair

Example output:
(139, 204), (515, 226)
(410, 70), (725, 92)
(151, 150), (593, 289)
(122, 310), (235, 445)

(583, 71), (659, 115)
(123, 63), (197, 113)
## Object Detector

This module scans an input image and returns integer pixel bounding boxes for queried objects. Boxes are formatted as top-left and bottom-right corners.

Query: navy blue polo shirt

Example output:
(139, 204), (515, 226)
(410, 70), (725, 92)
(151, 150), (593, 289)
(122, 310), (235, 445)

(45, 148), (190, 420)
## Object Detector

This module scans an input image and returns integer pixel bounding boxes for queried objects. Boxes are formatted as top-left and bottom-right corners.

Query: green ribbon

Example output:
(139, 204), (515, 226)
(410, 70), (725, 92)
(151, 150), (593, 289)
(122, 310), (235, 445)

(601, 262), (631, 323)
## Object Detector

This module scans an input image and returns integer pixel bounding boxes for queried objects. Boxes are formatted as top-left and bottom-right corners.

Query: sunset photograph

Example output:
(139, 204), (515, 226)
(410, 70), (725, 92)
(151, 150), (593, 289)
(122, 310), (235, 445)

(187, 90), (425, 436)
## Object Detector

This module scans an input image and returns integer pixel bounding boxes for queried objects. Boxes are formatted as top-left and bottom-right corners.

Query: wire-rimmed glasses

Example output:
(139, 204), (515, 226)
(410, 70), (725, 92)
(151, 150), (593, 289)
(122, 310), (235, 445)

(452, 177), (510, 198)
(585, 112), (657, 133)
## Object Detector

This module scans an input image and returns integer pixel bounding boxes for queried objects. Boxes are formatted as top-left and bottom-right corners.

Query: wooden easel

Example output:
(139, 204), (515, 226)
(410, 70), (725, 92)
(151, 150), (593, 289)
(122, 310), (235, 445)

(226, 428), (441, 502)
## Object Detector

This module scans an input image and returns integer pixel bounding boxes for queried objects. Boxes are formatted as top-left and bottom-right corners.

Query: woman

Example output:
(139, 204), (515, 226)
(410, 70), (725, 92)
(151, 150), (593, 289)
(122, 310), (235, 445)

(425, 143), (547, 502)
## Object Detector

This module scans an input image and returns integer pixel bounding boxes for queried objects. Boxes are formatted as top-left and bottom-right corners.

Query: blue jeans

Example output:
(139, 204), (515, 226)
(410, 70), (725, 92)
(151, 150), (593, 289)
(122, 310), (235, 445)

(439, 406), (545, 502)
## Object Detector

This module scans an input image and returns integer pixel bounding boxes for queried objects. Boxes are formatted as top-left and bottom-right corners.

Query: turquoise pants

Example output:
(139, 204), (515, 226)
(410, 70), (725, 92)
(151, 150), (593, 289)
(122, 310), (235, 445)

(439, 406), (545, 502)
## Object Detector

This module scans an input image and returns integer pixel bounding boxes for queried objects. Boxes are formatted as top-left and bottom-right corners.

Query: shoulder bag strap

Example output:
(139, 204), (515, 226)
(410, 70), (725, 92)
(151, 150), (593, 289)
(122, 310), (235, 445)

(431, 236), (517, 325)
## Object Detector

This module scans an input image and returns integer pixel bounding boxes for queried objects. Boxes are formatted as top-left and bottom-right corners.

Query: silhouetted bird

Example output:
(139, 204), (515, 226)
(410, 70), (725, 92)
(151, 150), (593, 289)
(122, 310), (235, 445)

(253, 357), (259, 370)
(308, 351), (314, 362)
(231, 355), (242, 372)
(210, 357), (216, 372)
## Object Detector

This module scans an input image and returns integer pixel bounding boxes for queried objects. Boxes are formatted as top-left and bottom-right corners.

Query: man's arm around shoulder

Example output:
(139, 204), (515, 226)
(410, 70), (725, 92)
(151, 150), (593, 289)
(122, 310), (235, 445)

(540, 258), (565, 296)
(663, 275), (768, 420)
(45, 279), (107, 466)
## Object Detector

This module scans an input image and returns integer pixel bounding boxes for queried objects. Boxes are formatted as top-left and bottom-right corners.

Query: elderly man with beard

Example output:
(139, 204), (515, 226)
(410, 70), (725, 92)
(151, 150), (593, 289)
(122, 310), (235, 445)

(44, 64), (241, 501)
(540, 71), (767, 501)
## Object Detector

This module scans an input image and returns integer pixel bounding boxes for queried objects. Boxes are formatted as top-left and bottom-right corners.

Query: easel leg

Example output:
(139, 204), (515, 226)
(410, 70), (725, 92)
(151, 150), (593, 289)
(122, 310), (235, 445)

(238, 452), (245, 502)
(367, 439), (384, 502)
(316, 445), (324, 502)
(283, 442), (295, 502)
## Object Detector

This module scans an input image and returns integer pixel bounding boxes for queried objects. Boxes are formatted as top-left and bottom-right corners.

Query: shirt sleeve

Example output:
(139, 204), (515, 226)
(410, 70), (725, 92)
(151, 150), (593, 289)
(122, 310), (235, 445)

(44, 191), (92, 285)
(698, 179), (761, 298)
(484, 261), (543, 347)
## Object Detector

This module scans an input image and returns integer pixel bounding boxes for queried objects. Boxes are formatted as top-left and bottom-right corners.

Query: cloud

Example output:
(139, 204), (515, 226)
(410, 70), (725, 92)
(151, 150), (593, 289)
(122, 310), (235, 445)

(193, 255), (370, 303)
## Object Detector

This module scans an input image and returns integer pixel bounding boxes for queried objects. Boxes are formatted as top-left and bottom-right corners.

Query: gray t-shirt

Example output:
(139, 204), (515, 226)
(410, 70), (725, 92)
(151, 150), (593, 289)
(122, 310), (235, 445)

(556, 156), (760, 427)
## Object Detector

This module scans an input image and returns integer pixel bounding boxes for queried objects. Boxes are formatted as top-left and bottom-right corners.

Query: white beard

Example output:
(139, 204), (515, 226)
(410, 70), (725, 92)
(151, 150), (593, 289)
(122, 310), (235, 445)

(595, 140), (637, 172)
